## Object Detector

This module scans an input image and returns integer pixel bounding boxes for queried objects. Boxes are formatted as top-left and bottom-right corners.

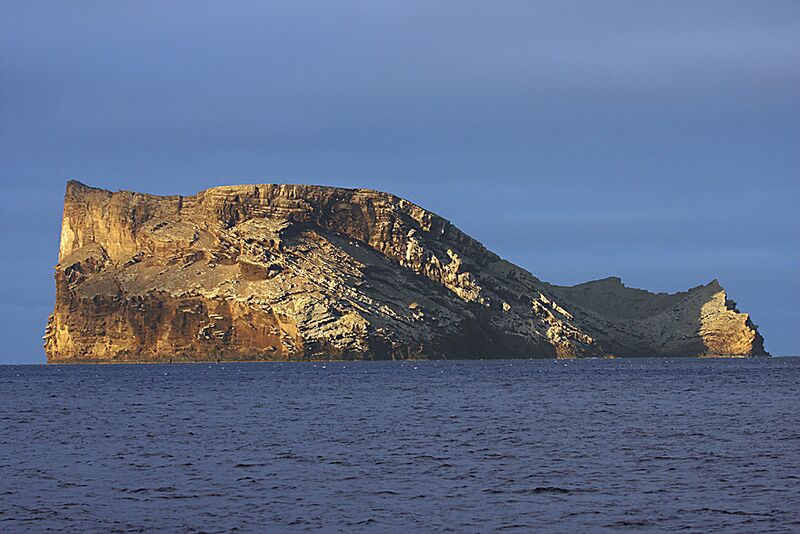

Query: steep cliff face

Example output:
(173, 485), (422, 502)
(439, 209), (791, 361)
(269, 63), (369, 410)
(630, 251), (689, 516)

(544, 277), (767, 358)
(45, 181), (768, 362)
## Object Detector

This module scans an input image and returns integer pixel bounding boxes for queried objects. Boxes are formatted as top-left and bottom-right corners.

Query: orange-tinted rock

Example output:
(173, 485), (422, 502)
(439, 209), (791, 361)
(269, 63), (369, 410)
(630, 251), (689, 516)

(44, 181), (768, 362)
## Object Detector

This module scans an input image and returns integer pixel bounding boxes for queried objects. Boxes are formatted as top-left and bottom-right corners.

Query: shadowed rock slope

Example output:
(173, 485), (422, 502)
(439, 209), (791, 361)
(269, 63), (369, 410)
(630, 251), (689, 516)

(45, 181), (768, 362)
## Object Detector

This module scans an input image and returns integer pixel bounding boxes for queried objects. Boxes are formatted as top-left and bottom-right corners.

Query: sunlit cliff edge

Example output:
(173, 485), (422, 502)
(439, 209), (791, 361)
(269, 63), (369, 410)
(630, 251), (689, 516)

(44, 180), (768, 362)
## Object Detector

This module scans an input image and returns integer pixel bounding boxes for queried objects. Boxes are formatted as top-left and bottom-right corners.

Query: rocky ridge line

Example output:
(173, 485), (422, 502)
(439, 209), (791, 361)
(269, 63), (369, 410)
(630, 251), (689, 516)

(44, 181), (768, 362)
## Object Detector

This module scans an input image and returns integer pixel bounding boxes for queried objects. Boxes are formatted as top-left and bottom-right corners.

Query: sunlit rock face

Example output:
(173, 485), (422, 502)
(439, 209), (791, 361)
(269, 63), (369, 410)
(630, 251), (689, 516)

(44, 181), (768, 363)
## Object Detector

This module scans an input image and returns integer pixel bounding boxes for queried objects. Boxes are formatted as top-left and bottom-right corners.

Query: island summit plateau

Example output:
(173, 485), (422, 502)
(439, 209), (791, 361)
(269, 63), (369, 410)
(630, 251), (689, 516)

(44, 181), (768, 363)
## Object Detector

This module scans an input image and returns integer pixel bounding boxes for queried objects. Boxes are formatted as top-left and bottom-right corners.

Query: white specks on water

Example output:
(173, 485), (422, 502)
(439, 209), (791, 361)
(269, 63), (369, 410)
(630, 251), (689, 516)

(0, 358), (797, 532)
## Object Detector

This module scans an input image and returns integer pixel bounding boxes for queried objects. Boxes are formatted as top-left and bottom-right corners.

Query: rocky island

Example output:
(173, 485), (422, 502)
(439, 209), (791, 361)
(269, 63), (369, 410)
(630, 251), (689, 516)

(45, 181), (768, 362)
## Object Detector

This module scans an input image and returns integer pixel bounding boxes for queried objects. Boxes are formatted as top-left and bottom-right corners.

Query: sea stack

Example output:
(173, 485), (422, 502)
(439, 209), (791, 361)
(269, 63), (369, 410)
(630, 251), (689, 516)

(45, 181), (768, 362)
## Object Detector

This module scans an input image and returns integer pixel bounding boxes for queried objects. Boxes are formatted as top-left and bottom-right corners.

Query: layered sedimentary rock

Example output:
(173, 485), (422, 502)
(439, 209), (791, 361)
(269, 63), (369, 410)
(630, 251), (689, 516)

(45, 181), (768, 362)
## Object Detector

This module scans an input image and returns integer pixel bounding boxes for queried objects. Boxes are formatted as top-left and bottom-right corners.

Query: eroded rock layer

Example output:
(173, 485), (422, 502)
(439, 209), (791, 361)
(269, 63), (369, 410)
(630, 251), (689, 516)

(45, 181), (768, 362)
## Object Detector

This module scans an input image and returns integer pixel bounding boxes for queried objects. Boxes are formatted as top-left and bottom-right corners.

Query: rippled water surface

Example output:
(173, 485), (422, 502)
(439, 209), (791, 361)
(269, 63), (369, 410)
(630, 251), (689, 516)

(1, 358), (799, 532)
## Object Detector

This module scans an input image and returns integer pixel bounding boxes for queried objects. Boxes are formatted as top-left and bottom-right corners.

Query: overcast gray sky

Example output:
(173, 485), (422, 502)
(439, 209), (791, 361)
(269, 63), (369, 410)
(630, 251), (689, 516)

(1, 0), (798, 362)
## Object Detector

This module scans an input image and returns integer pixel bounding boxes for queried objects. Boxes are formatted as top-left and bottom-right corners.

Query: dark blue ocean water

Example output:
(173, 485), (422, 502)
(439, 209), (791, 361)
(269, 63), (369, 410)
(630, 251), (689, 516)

(1, 358), (798, 533)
